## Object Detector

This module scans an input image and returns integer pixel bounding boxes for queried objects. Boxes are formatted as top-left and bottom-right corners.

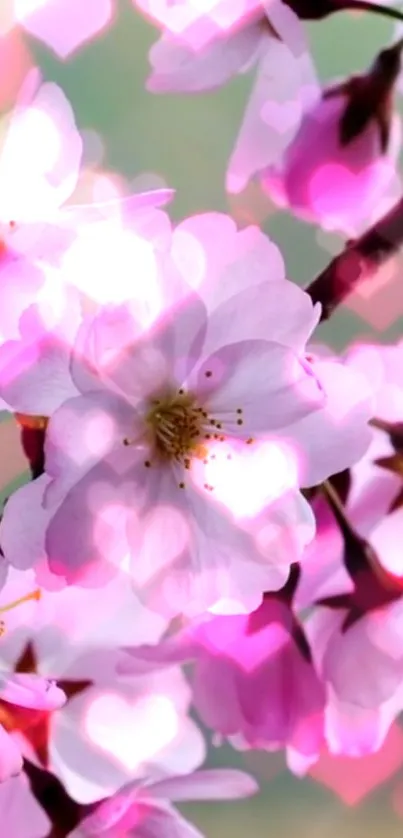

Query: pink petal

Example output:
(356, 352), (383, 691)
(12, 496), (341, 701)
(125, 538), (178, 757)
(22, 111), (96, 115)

(148, 769), (258, 801)
(204, 280), (320, 356)
(147, 22), (263, 93)
(280, 357), (374, 487)
(0, 474), (54, 572)
(72, 294), (207, 402)
(195, 340), (324, 435)
(0, 726), (23, 782)
(44, 391), (134, 484)
(0, 672), (66, 709)
(0, 774), (51, 836)
(16, 0), (115, 59)
(0, 78), (83, 218)
(73, 796), (204, 838)
(0, 306), (80, 415)
(44, 459), (135, 585)
(171, 214), (285, 308)
(226, 38), (319, 194)
(134, 0), (263, 51)
(118, 632), (197, 675)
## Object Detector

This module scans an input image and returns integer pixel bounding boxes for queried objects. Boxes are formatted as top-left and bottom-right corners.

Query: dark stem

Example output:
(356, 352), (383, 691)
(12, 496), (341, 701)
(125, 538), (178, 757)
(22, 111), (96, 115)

(287, 0), (403, 21)
(20, 426), (46, 479)
(342, 1), (403, 23)
(305, 195), (403, 321)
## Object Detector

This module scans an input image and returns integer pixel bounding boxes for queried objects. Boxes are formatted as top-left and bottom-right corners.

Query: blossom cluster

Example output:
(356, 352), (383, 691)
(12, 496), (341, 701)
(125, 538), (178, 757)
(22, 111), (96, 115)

(0, 0), (403, 835)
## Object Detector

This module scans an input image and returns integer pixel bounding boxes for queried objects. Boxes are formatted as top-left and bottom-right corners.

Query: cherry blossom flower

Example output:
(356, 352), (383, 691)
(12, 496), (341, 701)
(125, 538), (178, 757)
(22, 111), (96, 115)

(68, 768), (258, 837)
(256, 45), (403, 235)
(0, 567), (204, 803)
(118, 584), (326, 776)
(0, 213), (374, 616)
(294, 341), (403, 756)
(12, 0), (115, 59)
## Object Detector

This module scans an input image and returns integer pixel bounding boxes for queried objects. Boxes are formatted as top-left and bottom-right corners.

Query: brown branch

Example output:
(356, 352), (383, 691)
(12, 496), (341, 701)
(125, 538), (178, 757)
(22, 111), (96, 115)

(305, 195), (403, 321)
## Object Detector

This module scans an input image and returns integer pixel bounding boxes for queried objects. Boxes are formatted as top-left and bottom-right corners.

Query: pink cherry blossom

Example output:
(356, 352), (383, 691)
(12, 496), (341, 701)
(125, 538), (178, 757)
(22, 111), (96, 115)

(13, 0), (115, 59)
(68, 768), (258, 837)
(260, 79), (402, 236)
(294, 341), (403, 757)
(0, 213), (374, 615)
(0, 567), (204, 803)
(119, 593), (326, 775)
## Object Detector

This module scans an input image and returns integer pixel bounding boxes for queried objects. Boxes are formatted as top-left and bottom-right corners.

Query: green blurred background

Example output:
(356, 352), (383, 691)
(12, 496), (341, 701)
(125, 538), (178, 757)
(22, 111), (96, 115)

(3, 0), (403, 834)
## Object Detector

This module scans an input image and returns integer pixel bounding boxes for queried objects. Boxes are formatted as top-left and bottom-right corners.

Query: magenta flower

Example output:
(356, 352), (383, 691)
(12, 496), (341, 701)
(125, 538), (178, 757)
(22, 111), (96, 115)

(68, 768), (258, 837)
(258, 45), (403, 235)
(119, 590), (326, 776)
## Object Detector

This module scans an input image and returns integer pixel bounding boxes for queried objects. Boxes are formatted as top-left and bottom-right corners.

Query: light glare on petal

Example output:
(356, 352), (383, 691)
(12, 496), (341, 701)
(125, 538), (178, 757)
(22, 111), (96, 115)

(84, 692), (179, 771)
(61, 226), (160, 313)
(171, 228), (207, 290)
(194, 439), (298, 518)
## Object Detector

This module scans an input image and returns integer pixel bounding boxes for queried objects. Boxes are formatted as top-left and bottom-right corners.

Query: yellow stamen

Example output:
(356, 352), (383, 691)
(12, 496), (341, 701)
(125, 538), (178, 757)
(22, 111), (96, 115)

(0, 589), (41, 622)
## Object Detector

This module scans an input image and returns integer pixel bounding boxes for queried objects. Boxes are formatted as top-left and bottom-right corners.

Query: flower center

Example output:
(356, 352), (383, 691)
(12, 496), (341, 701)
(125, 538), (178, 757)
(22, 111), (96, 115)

(145, 389), (210, 466)
(123, 373), (253, 490)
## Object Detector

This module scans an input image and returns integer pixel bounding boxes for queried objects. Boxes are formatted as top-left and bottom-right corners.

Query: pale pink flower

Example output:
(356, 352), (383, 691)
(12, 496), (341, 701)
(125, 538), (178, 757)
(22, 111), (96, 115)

(0, 568), (204, 803)
(68, 768), (258, 838)
(119, 592), (326, 776)
(13, 0), (115, 59)
(0, 214), (373, 615)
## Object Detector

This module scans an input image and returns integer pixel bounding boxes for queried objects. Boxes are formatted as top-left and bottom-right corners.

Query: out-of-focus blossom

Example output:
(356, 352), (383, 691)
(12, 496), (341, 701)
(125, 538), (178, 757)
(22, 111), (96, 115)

(0, 580), (66, 783)
(0, 66), (84, 418)
(0, 63), (175, 414)
(0, 568), (203, 803)
(132, 0), (297, 54)
(0, 774), (51, 836)
(119, 589), (326, 776)
(13, 0), (115, 59)
(137, 0), (316, 198)
(0, 213), (374, 616)
(258, 43), (403, 235)
(295, 341), (403, 756)
(68, 768), (258, 837)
